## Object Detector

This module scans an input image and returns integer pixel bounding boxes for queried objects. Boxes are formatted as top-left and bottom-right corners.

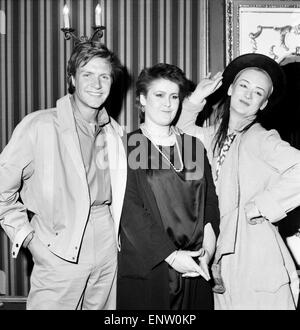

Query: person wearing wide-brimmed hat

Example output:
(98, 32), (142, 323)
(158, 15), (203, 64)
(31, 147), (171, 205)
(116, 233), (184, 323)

(177, 53), (300, 310)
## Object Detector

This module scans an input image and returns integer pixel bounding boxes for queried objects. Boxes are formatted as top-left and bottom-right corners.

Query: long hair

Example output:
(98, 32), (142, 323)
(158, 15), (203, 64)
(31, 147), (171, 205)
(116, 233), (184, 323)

(212, 67), (272, 156)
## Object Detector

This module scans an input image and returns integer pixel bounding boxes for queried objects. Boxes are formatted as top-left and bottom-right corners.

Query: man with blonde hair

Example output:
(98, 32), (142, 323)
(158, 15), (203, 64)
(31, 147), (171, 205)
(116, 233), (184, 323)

(0, 41), (127, 310)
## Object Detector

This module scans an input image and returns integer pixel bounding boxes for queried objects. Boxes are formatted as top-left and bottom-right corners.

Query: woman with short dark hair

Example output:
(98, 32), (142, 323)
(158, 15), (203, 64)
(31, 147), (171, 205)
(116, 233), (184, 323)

(117, 63), (220, 310)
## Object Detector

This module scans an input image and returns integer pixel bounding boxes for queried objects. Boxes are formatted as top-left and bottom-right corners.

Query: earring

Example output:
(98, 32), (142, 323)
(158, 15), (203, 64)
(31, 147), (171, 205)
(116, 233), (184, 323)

(140, 105), (145, 112)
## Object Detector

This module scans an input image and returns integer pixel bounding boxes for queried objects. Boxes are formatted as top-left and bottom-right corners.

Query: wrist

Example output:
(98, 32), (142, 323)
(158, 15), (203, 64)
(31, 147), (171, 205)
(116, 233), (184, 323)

(165, 250), (178, 266)
(187, 95), (206, 106)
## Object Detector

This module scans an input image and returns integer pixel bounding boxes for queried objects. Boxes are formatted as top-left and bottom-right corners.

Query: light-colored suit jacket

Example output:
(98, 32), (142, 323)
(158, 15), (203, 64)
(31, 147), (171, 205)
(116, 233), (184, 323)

(177, 99), (300, 308)
(0, 95), (127, 262)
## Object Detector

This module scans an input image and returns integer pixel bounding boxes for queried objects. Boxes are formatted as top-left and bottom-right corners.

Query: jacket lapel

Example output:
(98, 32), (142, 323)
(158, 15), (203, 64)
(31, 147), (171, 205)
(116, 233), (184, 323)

(214, 133), (241, 261)
(105, 120), (127, 243)
(56, 95), (88, 188)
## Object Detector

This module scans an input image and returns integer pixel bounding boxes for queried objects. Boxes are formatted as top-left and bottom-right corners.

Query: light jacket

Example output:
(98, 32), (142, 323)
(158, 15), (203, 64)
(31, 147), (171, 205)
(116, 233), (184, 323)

(177, 99), (300, 308)
(0, 95), (127, 262)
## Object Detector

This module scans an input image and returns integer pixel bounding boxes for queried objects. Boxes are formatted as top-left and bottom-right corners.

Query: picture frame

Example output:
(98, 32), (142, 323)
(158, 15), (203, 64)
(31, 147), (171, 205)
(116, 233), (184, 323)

(226, 0), (300, 64)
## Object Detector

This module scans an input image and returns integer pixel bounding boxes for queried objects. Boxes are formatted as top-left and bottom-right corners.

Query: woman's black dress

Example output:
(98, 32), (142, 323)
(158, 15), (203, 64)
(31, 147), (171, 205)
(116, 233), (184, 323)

(117, 130), (220, 310)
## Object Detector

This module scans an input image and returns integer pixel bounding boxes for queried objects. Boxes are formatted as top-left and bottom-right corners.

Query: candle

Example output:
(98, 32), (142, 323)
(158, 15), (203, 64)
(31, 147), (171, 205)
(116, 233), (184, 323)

(95, 4), (102, 26)
(0, 10), (5, 35)
(63, 4), (70, 29)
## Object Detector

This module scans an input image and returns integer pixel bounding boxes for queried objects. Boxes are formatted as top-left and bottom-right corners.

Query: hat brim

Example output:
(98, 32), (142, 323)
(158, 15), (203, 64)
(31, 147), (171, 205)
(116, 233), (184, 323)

(208, 53), (286, 108)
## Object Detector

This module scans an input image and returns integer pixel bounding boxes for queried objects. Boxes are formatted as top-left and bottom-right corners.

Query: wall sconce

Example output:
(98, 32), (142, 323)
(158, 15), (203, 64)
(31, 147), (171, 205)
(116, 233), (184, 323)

(61, 4), (105, 43)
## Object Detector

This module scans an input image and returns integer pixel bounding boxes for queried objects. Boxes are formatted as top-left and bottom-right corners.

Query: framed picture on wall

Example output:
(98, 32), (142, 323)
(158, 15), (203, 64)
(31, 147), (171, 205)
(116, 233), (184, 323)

(226, 0), (300, 64)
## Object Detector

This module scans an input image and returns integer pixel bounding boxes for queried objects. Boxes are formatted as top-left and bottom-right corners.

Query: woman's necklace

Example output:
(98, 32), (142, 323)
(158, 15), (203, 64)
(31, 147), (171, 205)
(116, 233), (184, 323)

(140, 124), (184, 172)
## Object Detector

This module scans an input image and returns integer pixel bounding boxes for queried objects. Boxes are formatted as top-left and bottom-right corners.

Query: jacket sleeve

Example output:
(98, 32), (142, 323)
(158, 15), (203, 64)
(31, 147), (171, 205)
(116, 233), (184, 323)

(120, 164), (176, 273)
(0, 115), (35, 258)
(246, 129), (300, 223)
(176, 99), (206, 142)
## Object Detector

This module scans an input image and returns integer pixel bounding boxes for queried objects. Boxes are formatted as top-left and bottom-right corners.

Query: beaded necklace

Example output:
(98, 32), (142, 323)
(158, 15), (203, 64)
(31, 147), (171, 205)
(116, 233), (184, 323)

(140, 124), (184, 173)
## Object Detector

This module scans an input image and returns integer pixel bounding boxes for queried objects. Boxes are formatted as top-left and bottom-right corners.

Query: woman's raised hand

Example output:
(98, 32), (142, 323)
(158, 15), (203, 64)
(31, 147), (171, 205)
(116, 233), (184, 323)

(188, 71), (223, 105)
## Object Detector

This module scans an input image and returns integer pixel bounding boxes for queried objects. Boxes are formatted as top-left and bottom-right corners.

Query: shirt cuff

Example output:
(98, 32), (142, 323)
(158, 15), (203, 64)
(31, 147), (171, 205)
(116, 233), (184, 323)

(253, 192), (287, 223)
(11, 223), (34, 258)
(244, 201), (262, 220)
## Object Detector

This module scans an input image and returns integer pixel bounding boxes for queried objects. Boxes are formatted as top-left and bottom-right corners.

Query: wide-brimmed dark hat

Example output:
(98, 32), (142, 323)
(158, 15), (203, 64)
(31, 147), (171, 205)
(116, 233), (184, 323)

(208, 53), (286, 108)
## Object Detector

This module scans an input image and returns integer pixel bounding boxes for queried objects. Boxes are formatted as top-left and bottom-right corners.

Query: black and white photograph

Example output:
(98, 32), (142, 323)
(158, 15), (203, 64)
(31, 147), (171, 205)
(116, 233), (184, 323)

(0, 0), (300, 315)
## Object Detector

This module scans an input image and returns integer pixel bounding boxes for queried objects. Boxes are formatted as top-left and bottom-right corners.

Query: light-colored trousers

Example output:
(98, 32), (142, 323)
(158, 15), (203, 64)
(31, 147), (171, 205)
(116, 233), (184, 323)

(27, 205), (117, 310)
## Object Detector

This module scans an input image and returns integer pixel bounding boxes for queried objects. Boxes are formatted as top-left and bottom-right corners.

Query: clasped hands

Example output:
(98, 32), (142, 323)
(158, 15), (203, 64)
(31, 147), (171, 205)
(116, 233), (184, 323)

(165, 248), (211, 281)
